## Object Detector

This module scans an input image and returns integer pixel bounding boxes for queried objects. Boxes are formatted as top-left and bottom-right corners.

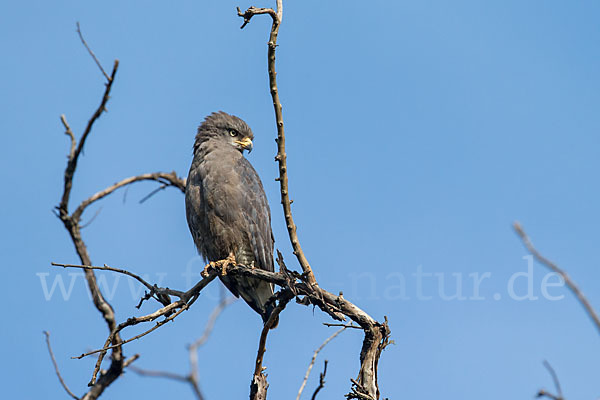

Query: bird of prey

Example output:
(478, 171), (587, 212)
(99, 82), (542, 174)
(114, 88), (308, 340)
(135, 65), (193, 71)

(185, 111), (276, 324)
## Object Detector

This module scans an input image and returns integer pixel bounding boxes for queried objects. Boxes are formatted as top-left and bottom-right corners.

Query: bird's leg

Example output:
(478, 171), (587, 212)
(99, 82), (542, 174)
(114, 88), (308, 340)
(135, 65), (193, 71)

(219, 253), (237, 276)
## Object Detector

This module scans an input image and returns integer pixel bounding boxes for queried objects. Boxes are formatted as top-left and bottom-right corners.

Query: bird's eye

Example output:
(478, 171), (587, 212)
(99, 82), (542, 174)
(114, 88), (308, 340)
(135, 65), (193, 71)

(229, 130), (238, 137)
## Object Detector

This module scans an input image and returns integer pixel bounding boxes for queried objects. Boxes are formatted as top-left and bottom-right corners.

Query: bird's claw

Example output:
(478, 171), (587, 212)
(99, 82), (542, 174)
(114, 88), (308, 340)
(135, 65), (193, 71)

(201, 255), (236, 277)
(201, 261), (215, 278)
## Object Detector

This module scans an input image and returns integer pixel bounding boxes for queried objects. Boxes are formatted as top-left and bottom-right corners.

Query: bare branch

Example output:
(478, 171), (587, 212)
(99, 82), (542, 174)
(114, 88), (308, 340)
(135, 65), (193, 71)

(129, 365), (187, 382)
(130, 296), (236, 400)
(296, 325), (350, 400)
(44, 331), (79, 400)
(55, 256), (389, 397)
(60, 114), (76, 160)
(236, 2), (391, 396)
(237, 0), (317, 288)
(323, 322), (361, 329)
(80, 206), (103, 229)
(188, 296), (236, 399)
(236, 6), (277, 29)
(70, 270), (216, 361)
(51, 262), (156, 295)
(514, 222), (600, 334)
(536, 360), (564, 400)
(72, 171), (185, 222)
(58, 59), (118, 215)
(251, 289), (294, 400)
(254, 290), (294, 376)
(51, 261), (215, 386)
(537, 389), (563, 400)
(56, 33), (123, 399)
(139, 184), (167, 204)
(122, 354), (140, 368)
(190, 296), (237, 349)
(76, 22), (110, 82)
(311, 360), (328, 400)
(86, 302), (191, 386)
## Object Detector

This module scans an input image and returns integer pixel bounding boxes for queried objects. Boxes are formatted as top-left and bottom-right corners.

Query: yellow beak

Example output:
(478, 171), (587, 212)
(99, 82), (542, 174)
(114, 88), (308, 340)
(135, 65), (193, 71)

(235, 137), (253, 152)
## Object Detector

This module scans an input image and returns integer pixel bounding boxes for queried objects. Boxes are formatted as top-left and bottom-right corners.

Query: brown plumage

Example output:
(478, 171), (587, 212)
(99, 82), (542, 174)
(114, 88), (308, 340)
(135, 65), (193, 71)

(185, 111), (276, 323)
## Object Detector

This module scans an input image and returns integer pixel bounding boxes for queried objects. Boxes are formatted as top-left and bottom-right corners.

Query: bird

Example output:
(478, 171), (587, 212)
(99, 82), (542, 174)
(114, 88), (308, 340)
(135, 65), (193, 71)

(185, 111), (276, 325)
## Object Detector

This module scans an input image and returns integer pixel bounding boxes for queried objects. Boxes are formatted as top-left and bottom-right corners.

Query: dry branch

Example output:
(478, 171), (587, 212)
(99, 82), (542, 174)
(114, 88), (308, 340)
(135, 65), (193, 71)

(129, 296), (236, 400)
(44, 331), (79, 400)
(536, 360), (564, 400)
(297, 324), (351, 400)
(55, 48), (124, 399)
(237, 3), (390, 396)
(311, 360), (328, 400)
(251, 289), (295, 399)
(52, 24), (188, 400)
(238, 0), (317, 287)
(514, 222), (600, 334)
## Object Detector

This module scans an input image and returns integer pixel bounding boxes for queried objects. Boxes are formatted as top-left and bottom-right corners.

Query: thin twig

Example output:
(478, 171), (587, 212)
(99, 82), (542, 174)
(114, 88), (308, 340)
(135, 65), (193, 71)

(72, 172), (185, 222)
(122, 354), (140, 368)
(297, 325), (350, 400)
(56, 37), (123, 399)
(44, 331), (79, 400)
(538, 360), (564, 400)
(129, 367), (189, 383)
(254, 290), (294, 376)
(130, 297), (235, 400)
(190, 296), (237, 349)
(76, 22), (110, 82)
(86, 303), (190, 386)
(188, 296), (236, 399)
(60, 114), (76, 160)
(139, 183), (168, 204)
(249, 289), (294, 399)
(52, 262), (159, 295)
(323, 322), (361, 329)
(514, 222), (600, 334)
(58, 60), (118, 214)
(80, 206), (102, 229)
(237, 3), (391, 397)
(310, 360), (328, 400)
(537, 389), (562, 400)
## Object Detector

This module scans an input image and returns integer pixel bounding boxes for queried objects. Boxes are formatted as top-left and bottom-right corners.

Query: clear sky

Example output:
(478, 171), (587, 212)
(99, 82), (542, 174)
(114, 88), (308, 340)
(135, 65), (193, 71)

(2, 1), (599, 399)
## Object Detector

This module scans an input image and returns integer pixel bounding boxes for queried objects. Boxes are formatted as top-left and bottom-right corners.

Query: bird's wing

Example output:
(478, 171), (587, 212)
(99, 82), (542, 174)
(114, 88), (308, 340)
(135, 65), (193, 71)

(236, 157), (275, 273)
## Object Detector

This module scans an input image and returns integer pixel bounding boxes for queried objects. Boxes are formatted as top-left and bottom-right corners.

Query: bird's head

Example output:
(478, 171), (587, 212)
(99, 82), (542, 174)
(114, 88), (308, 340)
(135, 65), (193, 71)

(195, 111), (254, 154)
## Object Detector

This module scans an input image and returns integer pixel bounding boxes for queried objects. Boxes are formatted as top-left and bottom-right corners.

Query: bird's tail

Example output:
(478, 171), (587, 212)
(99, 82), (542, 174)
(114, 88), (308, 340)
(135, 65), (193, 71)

(220, 275), (278, 329)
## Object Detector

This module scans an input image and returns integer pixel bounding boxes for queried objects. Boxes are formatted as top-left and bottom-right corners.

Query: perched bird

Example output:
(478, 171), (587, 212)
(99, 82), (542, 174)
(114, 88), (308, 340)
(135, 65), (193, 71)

(185, 111), (276, 324)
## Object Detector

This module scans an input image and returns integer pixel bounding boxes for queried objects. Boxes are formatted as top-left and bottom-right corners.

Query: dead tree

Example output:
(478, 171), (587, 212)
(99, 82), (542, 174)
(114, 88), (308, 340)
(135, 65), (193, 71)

(48, 2), (390, 400)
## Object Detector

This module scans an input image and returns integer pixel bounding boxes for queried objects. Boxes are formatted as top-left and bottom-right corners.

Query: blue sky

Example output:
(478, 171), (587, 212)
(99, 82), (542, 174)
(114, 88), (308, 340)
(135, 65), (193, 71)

(2, 0), (599, 399)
